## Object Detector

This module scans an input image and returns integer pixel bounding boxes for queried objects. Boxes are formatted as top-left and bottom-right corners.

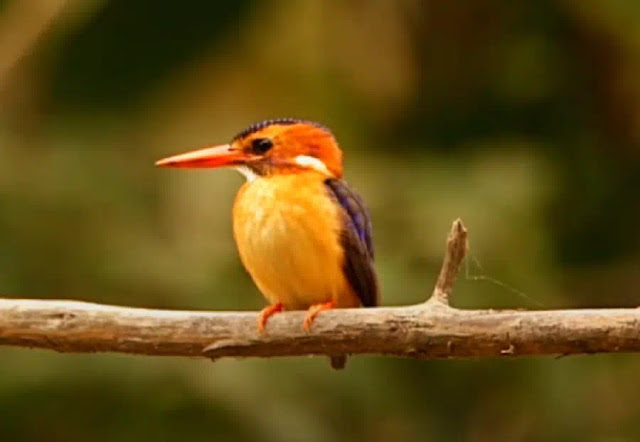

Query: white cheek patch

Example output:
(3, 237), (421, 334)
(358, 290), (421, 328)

(294, 155), (331, 175)
(235, 166), (259, 182)
(235, 156), (331, 181)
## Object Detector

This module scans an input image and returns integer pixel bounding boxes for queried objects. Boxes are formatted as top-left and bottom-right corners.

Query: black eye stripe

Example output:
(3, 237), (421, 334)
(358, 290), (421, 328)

(251, 138), (273, 154)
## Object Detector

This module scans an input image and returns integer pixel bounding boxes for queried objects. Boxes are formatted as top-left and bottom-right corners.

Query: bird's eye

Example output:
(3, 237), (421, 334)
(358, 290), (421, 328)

(251, 138), (273, 154)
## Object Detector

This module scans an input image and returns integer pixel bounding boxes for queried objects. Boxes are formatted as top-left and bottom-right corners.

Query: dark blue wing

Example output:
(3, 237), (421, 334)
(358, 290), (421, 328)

(324, 179), (379, 307)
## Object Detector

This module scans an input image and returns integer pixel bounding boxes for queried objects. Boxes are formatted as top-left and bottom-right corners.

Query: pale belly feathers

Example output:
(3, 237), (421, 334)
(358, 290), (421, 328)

(232, 174), (356, 310)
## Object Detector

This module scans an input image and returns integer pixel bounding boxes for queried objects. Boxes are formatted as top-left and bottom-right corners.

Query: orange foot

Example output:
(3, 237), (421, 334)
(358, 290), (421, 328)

(257, 303), (283, 334)
(303, 300), (336, 331)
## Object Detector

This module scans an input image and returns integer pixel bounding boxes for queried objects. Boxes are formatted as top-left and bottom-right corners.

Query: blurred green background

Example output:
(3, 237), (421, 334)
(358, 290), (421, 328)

(1, 1), (639, 441)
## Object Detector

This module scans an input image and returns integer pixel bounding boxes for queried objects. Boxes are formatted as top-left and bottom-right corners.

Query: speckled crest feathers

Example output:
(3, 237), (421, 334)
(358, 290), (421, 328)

(232, 118), (331, 142)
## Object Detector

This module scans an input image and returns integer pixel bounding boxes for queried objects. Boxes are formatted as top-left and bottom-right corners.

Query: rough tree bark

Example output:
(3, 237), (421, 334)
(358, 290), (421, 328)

(1, 219), (639, 363)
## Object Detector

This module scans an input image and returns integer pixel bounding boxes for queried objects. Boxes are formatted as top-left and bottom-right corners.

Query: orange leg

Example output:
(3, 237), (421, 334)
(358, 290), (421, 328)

(303, 300), (336, 331)
(257, 302), (283, 334)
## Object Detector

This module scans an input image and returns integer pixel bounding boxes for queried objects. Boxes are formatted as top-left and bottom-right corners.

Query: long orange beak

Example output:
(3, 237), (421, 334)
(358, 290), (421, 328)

(155, 144), (248, 169)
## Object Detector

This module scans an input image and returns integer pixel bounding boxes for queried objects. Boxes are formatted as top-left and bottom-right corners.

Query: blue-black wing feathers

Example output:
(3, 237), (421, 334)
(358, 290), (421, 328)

(324, 178), (378, 307)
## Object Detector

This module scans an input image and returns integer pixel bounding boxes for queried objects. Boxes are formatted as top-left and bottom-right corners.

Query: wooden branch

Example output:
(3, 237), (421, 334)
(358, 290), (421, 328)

(429, 219), (467, 305)
(1, 219), (640, 362)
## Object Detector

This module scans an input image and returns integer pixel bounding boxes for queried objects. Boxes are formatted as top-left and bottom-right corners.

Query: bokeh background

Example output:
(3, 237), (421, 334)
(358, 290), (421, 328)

(1, 1), (639, 441)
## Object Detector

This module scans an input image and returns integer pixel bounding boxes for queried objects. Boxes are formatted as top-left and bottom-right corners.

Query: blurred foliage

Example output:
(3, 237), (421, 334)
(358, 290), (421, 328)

(0, 0), (639, 441)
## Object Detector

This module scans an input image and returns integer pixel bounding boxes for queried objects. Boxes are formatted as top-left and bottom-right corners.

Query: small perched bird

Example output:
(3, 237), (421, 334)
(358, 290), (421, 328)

(156, 119), (379, 364)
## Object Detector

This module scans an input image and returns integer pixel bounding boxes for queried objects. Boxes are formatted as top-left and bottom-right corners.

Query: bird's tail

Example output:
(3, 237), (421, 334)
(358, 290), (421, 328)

(330, 354), (347, 370)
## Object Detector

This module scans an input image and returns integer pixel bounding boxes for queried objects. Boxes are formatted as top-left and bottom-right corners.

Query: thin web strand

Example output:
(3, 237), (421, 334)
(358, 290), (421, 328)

(464, 251), (544, 308)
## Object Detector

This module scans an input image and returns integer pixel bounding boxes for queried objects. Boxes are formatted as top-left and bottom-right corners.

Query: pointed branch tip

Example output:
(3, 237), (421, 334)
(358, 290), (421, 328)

(429, 219), (469, 305)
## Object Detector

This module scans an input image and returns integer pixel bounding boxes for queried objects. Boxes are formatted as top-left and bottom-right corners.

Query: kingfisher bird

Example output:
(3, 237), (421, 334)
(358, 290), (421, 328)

(156, 119), (379, 344)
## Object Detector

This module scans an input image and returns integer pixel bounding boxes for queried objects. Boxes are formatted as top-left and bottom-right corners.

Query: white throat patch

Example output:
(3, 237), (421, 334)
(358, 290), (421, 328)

(235, 156), (331, 182)
(235, 166), (258, 182)
(294, 155), (330, 175)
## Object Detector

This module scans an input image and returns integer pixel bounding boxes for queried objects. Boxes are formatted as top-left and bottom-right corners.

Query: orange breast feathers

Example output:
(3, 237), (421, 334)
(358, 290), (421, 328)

(232, 171), (361, 310)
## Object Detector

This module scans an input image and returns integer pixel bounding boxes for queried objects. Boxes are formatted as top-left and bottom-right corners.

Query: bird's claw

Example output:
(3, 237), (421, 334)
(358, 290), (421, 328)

(257, 303), (283, 334)
(303, 300), (335, 331)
